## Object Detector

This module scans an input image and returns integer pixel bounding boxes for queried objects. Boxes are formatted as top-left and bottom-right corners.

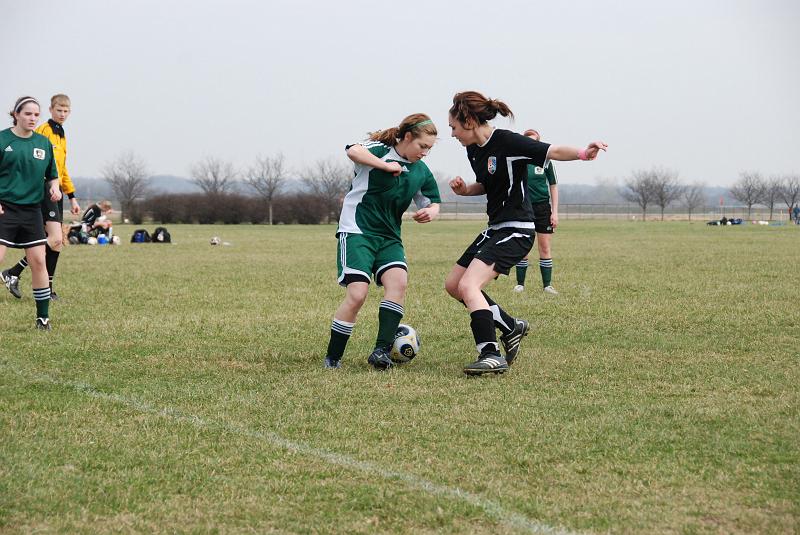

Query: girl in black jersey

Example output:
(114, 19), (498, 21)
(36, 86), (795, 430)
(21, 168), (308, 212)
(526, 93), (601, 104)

(445, 91), (607, 375)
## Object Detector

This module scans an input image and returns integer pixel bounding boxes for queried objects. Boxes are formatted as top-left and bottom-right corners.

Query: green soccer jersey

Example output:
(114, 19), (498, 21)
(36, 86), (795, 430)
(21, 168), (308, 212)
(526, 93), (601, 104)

(338, 141), (441, 240)
(526, 161), (557, 204)
(0, 128), (58, 205)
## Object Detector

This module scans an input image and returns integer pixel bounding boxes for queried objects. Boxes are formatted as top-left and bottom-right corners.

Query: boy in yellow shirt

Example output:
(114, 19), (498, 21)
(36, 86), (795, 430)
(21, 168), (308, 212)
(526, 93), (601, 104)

(2, 94), (80, 300)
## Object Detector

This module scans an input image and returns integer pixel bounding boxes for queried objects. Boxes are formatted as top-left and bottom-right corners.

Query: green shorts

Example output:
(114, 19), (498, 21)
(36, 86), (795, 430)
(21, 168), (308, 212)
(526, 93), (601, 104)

(337, 232), (407, 287)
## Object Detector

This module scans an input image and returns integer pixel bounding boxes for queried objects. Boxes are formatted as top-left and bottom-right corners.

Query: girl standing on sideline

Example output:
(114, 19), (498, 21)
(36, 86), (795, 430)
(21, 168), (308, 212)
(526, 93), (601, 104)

(514, 128), (559, 294)
(3, 94), (79, 300)
(324, 113), (441, 370)
(445, 91), (606, 375)
(0, 96), (61, 330)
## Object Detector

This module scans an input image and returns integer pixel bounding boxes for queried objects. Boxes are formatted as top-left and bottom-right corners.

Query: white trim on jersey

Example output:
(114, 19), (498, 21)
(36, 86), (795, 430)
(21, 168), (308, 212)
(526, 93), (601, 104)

(489, 221), (535, 230)
(477, 128), (497, 148)
(505, 156), (529, 204)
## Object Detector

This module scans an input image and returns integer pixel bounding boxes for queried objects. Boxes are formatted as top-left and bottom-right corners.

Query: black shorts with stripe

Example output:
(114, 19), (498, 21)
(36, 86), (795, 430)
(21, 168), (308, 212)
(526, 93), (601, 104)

(532, 202), (554, 234)
(0, 200), (47, 249)
(456, 227), (534, 276)
(41, 195), (64, 223)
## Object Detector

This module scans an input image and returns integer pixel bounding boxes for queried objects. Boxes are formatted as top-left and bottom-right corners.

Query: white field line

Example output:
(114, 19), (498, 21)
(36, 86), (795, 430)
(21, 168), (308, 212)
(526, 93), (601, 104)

(12, 370), (584, 535)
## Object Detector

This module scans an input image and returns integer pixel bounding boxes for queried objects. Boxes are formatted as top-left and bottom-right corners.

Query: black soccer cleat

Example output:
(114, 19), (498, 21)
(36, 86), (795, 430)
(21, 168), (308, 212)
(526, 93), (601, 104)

(35, 317), (51, 331)
(323, 356), (341, 369)
(2, 270), (22, 299)
(367, 347), (394, 371)
(500, 319), (530, 366)
(463, 352), (509, 376)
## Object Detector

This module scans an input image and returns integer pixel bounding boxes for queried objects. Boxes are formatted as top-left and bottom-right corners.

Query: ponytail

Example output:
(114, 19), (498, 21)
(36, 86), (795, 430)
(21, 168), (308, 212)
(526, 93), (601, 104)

(449, 91), (514, 126)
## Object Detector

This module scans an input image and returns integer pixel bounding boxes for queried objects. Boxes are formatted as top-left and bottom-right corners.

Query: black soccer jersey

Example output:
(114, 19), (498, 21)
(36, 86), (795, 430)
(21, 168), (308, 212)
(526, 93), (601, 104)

(465, 129), (550, 226)
(81, 204), (101, 227)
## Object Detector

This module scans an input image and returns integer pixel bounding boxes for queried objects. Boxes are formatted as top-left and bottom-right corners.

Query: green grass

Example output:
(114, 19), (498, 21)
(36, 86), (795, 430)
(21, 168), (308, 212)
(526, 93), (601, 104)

(1, 220), (798, 534)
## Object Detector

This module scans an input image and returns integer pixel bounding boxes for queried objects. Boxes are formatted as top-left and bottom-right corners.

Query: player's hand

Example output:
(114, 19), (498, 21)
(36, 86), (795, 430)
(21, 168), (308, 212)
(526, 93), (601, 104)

(0, 203), (4, 215)
(70, 198), (81, 215)
(550, 212), (559, 229)
(413, 204), (439, 224)
(584, 141), (608, 160)
(384, 162), (403, 176)
(449, 176), (468, 195)
(50, 185), (62, 202)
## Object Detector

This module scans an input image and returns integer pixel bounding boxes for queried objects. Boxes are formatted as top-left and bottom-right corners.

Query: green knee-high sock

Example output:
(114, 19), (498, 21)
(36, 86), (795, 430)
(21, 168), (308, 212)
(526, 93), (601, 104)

(539, 258), (553, 287)
(33, 287), (51, 318)
(376, 300), (404, 349)
(515, 259), (528, 286)
(326, 319), (354, 361)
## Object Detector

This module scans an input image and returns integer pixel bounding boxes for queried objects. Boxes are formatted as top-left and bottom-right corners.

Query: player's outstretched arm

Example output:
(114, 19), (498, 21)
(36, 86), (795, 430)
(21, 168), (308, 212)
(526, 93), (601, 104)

(449, 176), (485, 196)
(346, 144), (403, 176)
(48, 180), (62, 202)
(546, 141), (608, 162)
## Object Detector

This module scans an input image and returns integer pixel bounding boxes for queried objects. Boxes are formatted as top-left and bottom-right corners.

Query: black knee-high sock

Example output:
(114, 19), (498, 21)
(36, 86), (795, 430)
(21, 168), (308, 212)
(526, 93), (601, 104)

(6, 257), (28, 277)
(45, 245), (60, 288)
(481, 291), (515, 336)
(470, 309), (498, 355)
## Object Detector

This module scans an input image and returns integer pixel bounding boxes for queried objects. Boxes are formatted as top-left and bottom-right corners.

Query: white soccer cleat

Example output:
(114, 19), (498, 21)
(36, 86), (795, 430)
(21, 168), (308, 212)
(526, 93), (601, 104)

(513, 285), (524, 293)
(543, 285), (559, 295)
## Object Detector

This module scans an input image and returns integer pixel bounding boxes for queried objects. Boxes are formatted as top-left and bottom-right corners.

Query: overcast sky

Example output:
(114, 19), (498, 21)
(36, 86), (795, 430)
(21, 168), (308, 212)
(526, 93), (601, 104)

(3, 0), (798, 187)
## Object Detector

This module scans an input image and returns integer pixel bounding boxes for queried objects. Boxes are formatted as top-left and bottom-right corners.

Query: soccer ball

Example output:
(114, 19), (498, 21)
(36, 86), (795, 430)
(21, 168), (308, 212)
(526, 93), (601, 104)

(210, 236), (221, 245)
(111, 235), (121, 245)
(87, 237), (98, 245)
(97, 234), (109, 245)
(390, 324), (420, 364)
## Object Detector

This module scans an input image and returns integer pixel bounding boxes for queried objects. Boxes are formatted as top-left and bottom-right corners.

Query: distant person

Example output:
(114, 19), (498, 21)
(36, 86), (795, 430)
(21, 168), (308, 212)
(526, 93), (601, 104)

(2, 94), (79, 300)
(445, 91), (607, 375)
(323, 113), (441, 370)
(0, 96), (61, 330)
(514, 128), (559, 295)
(81, 200), (113, 237)
(793, 204), (799, 223)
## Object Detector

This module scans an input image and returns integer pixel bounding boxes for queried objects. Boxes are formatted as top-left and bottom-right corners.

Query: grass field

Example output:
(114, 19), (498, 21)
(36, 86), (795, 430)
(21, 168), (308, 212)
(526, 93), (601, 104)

(1, 220), (798, 534)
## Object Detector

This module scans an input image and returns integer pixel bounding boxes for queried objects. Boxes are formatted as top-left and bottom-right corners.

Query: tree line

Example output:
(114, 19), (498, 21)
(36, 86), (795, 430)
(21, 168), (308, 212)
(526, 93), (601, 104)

(102, 152), (800, 224)
(621, 168), (800, 220)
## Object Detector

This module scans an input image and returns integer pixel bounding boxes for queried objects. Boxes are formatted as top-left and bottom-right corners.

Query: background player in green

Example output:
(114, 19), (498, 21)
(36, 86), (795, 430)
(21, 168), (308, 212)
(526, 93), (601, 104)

(324, 113), (441, 370)
(0, 96), (61, 330)
(514, 128), (559, 294)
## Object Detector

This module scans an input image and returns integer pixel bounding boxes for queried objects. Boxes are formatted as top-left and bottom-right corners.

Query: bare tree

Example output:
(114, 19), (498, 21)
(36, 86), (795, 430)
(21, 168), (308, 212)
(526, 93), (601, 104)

(729, 172), (765, 218)
(301, 158), (351, 224)
(778, 174), (800, 221)
(682, 182), (706, 221)
(102, 151), (150, 221)
(760, 176), (783, 220)
(620, 169), (657, 220)
(245, 153), (289, 225)
(190, 156), (238, 195)
(649, 167), (684, 220)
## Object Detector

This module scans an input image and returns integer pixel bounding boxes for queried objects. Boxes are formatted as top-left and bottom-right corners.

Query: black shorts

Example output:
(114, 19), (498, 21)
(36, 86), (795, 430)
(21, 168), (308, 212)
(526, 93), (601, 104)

(41, 195), (63, 223)
(0, 201), (47, 249)
(532, 202), (554, 234)
(456, 227), (534, 276)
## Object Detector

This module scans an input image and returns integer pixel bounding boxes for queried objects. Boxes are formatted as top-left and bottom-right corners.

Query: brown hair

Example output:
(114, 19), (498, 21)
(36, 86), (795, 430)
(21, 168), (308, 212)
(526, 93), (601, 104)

(99, 200), (113, 211)
(8, 96), (40, 126)
(50, 94), (71, 107)
(449, 91), (513, 127)
(368, 113), (437, 147)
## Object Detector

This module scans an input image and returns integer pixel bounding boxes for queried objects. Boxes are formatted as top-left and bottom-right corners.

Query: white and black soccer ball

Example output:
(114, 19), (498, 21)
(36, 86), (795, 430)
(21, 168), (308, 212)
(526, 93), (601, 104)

(87, 237), (98, 245)
(210, 236), (221, 246)
(111, 235), (121, 245)
(390, 324), (420, 364)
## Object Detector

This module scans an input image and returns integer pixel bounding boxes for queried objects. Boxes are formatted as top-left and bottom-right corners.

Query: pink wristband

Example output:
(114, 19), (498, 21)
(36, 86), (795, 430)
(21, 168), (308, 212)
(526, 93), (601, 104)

(577, 148), (588, 161)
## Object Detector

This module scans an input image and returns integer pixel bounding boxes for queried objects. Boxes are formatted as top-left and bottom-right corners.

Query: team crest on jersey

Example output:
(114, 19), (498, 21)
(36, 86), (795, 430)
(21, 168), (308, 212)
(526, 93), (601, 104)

(535, 166), (544, 174)
(33, 148), (45, 160)
(487, 156), (497, 175)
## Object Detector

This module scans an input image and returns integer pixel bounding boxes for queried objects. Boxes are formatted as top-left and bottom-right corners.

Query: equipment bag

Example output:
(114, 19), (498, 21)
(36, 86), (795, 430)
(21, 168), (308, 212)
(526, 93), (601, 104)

(131, 229), (152, 243)
(152, 227), (171, 243)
